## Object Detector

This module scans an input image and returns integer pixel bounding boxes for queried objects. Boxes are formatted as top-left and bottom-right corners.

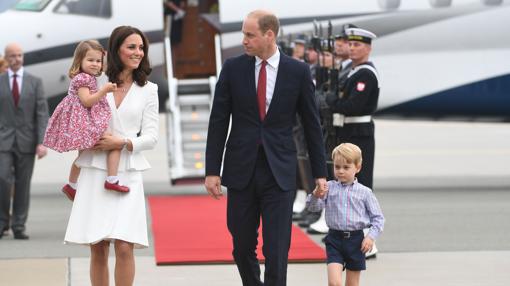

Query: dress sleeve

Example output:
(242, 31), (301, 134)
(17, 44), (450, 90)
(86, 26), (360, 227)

(72, 73), (96, 91)
(131, 83), (159, 152)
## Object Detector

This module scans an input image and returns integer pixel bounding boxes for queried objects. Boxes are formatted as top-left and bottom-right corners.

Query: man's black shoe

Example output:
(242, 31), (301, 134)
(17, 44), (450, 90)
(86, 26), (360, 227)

(13, 231), (29, 240)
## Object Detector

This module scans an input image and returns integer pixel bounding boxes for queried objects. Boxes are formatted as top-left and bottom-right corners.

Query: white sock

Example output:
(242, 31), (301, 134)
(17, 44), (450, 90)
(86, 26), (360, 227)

(69, 182), (77, 189)
(106, 176), (119, 184)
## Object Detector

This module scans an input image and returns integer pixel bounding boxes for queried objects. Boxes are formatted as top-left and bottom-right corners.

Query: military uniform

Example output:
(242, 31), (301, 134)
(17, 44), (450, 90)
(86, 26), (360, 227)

(324, 28), (379, 189)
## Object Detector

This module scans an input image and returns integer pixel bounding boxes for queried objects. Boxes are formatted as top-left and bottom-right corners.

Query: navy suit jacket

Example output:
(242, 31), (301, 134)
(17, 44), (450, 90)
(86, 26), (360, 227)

(206, 52), (327, 191)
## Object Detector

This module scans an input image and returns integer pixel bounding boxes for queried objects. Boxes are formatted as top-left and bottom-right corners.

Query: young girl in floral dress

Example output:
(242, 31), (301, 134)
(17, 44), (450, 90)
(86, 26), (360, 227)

(44, 40), (130, 201)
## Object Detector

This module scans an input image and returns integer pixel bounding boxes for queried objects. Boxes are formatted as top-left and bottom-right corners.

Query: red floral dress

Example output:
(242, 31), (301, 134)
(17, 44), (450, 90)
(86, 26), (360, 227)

(43, 73), (111, 152)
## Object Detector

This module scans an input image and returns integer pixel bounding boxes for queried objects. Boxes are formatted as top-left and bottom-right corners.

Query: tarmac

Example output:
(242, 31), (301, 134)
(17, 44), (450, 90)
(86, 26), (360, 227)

(1, 116), (510, 285)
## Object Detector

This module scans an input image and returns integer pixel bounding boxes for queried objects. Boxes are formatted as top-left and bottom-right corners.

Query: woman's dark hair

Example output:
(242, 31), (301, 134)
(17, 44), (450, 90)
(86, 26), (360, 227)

(106, 26), (151, 86)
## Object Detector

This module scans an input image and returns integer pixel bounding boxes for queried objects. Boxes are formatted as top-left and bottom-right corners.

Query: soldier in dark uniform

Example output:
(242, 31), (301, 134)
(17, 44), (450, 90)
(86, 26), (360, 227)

(326, 27), (379, 189)
(334, 24), (356, 90)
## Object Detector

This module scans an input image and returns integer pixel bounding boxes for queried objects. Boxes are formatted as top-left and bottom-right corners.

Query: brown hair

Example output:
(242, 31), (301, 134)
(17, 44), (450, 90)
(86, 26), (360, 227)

(248, 10), (280, 37)
(0, 57), (7, 73)
(68, 40), (105, 78)
(105, 26), (151, 86)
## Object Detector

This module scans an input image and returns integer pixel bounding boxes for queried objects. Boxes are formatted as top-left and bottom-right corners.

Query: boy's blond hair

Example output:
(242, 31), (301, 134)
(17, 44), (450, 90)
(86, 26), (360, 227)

(331, 143), (362, 167)
(68, 40), (105, 78)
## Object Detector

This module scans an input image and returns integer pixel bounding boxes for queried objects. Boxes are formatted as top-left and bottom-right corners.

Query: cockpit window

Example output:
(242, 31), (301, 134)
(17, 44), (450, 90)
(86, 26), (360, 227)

(53, 0), (111, 18)
(14, 0), (52, 11)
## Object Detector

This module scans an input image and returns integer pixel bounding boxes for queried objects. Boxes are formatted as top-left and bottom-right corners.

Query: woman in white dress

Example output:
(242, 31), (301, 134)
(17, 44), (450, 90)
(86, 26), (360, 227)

(64, 26), (159, 285)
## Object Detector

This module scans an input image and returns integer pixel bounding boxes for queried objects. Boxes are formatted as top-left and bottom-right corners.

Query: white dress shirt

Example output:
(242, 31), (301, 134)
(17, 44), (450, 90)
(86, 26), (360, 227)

(255, 47), (280, 113)
(8, 67), (24, 93)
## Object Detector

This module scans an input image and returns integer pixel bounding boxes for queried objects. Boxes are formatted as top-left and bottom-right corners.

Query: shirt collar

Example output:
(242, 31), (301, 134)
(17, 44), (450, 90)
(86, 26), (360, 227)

(341, 59), (352, 69)
(8, 67), (24, 78)
(338, 178), (358, 187)
(255, 47), (280, 69)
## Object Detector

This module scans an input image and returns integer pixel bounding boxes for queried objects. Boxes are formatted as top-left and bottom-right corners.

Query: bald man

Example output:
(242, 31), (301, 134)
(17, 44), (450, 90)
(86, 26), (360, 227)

(0, 43), (49, 240)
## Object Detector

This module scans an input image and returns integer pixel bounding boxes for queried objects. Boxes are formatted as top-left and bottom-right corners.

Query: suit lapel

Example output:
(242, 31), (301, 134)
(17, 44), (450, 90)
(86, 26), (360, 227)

(19, 74), (27, 101)
(245, 56), (260, 119)
(1, 74), (16, 108)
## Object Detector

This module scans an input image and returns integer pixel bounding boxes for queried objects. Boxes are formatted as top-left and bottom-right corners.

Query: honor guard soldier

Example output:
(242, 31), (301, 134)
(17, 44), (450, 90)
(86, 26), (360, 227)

(326, 27), (379, 190)
(291, 37), (306, 61)
(334, 24), (357, 90)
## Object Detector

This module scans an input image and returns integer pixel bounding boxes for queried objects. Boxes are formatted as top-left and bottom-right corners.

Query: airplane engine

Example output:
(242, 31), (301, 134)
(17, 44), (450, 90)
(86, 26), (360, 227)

(482, 0), (503, 5)
(377, 0), (400, 10)
(429, 0), (452, 8)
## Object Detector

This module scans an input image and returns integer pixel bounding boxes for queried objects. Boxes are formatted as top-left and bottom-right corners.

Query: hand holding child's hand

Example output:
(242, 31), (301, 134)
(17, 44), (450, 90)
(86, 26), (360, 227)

(312, 178), (328, 198)
(312, 186), (327, 199)
(361, 236), (374, 253)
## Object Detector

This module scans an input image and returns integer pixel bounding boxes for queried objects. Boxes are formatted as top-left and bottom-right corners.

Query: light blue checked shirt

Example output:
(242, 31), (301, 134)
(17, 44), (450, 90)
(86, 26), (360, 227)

(306, 179), (385, 240)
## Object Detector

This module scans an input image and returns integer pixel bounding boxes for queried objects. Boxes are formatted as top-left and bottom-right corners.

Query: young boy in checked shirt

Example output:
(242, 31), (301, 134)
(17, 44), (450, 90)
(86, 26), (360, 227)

(306, 143), (384, 286)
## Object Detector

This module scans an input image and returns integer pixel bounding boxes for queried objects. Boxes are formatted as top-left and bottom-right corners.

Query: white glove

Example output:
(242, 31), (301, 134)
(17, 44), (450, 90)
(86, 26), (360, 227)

(174, 9), (185, 20)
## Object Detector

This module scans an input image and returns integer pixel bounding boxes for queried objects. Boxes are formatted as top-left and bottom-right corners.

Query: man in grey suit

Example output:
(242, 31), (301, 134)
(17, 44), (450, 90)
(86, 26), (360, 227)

(0, 43), (49, 239)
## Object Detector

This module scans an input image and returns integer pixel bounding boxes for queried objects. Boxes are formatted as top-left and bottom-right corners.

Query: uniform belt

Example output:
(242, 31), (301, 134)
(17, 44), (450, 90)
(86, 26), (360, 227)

(344, 115), (372, 124)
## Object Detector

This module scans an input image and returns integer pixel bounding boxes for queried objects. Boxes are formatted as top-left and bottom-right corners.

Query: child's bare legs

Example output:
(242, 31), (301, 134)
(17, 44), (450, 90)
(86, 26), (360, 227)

(345, 270), (361, 286)
(327, 263), (343, 286)
(106, 149), (121, 178)
(68, 150), (83, 186)
(62, 151), (82, 201)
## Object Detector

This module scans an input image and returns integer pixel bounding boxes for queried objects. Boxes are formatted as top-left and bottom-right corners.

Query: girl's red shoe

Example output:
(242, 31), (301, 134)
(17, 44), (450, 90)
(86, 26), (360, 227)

(104, 181), (130, 193)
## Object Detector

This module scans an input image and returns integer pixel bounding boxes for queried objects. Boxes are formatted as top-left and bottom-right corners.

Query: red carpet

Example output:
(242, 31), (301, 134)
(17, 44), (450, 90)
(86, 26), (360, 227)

(148, 195), (326, 265)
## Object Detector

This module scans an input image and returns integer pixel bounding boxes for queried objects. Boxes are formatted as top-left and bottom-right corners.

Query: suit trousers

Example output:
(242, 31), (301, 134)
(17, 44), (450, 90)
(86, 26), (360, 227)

(227, 147), (296, 286)
(0, 142), (35, 232)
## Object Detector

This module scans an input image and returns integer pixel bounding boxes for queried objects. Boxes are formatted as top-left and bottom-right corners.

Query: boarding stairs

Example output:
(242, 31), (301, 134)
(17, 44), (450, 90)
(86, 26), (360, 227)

(166, 77), (216, 185)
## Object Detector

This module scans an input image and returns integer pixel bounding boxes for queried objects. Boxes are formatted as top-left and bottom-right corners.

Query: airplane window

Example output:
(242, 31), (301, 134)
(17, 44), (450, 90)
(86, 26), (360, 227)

(14, 0), (52, 11)
(53, 0), (111, 18)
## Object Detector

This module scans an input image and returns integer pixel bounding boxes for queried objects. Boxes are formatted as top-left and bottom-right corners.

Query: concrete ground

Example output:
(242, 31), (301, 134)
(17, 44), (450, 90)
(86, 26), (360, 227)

(1, 117), (509, 285)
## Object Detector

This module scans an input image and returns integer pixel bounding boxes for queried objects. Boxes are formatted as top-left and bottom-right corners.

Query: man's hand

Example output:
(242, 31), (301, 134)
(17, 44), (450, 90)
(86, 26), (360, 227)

(312, 178), (328, 198)
(315, 177), (327, 192)
(205, 175), (223, 200)
(312, 186), (327, 199)
(361, 236), (374, 253)
(36, 144), (47, 159)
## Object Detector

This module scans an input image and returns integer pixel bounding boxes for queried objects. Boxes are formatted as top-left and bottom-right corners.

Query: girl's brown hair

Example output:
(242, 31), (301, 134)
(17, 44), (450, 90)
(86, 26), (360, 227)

(68, 40), (105, 78)
(105, 26), (151, 86)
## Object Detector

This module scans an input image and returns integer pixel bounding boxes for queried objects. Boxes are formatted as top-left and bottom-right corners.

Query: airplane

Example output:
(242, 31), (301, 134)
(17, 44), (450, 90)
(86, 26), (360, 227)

(1, 0), (508, 184)
(215, 0), (510, 118)
(0, 0), (167, 111)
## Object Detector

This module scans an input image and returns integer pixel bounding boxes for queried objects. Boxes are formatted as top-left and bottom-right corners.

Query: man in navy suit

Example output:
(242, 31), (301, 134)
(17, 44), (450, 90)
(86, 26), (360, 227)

(205, 10), (327, 286)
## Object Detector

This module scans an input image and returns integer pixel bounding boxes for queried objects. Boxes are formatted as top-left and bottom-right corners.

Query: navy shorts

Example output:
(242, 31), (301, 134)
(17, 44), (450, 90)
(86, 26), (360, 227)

(325, 229), (366, 271)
